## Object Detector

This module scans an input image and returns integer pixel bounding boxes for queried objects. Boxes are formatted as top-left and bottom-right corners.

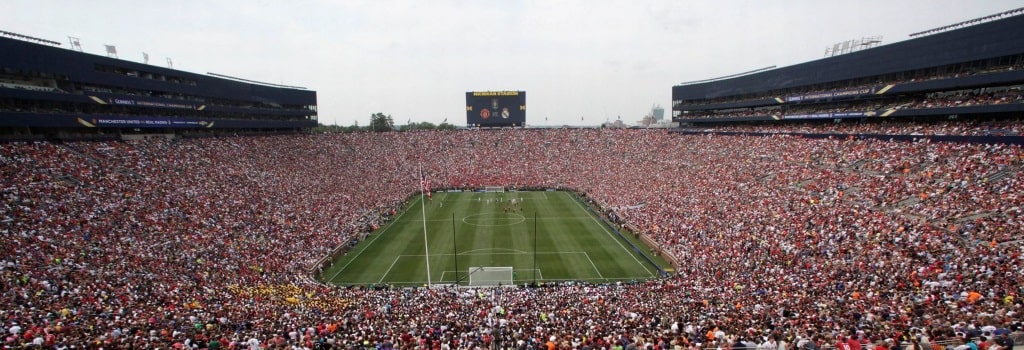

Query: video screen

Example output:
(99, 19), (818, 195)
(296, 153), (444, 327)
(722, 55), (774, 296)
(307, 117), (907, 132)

(466, 91), (525, 127)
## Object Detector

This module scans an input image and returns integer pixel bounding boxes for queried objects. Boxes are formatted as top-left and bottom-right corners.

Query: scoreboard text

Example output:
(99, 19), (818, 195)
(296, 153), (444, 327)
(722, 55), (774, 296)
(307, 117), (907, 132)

(466, 91), (526, 127)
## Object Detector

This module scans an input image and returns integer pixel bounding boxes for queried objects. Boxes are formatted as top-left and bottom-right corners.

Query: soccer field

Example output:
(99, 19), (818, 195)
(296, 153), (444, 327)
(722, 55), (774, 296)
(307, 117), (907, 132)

(318, 191), (666, 287)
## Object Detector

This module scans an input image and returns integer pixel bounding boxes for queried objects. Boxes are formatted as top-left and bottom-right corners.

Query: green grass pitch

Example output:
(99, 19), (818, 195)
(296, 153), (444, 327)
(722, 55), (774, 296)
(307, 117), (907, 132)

(318, 191), (667, 287)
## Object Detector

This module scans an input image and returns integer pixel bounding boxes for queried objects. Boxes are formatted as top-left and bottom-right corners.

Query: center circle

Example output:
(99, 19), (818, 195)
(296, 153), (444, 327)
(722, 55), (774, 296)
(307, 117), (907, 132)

(461, 213), (526, 226)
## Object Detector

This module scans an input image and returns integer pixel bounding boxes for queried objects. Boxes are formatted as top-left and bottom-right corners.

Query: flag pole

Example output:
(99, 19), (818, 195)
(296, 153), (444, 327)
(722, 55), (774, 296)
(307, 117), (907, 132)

(420, 165), (432, 287)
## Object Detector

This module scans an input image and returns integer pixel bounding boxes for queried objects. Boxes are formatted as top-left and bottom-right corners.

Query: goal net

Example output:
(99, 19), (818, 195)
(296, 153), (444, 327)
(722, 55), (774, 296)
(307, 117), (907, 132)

(468, 266), (513, 286)
(484, 186), (505, 193)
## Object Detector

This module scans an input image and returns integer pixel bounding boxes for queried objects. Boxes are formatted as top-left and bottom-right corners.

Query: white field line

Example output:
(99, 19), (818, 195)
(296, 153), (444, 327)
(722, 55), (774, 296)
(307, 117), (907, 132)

(378, 256), (402, 284)
(325, 196), (420, 283)
(584, 252), (606, 281)
(566, 192), (655, 277)
(401, 251), (587, 257)
(411, 216), (593, 222)
(363, 276), (641, 285)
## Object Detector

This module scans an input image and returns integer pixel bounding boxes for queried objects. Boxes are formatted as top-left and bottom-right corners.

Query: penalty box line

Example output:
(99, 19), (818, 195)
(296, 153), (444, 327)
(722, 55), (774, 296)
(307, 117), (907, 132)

(400, 251), (588, 257)
(377, 276), (643, 285)
(465, 192), (551, 200)
(409, 216), (596, 222)
(438, 268), (544, 283)
(378, 252), (586, 284)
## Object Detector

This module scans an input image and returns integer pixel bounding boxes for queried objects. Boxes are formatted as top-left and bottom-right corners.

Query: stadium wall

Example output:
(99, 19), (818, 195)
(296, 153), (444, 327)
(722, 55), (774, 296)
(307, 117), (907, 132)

(669, 130), (1024, 146)
(0, 111), (316, 129)
(0, 37), (316, 106)
(673, 14), (1024, 100)
(0, 36), (317, 133)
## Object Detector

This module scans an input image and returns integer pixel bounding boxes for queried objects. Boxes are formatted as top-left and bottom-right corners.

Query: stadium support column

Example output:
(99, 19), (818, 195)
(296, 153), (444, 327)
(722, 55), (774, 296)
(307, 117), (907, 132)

(452, 213), (459, 285)
(420, 165), (432, 288)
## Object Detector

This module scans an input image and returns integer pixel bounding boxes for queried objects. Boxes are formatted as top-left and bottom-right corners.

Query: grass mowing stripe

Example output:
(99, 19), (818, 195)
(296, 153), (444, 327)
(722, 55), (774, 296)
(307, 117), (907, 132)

(402, 251), (589, 256)
(565, 192), (655, 277)
(321, 191), (660, 286)
(324, 195), (421, 283)
(412, 216), (595, 222)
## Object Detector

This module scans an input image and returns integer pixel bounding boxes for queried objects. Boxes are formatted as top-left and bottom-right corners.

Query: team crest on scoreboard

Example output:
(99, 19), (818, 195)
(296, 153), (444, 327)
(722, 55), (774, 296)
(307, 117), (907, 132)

(466, 90), (525, 126)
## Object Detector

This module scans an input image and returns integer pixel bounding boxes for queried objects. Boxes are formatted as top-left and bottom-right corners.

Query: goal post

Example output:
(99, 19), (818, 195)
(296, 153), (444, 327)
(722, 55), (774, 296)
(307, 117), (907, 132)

(468, 266), (513, 286)
(484, 186), (505, 193)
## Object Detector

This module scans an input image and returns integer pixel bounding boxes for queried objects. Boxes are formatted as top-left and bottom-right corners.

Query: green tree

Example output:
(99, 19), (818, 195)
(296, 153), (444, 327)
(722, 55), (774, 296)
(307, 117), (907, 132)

(370, 112), (394, 132)
(312, 123), (352, 133)
(437, 118), (456, 130)
(312, 121), (370, 133)
(437, 122), (456, 130)
(400, 121), (437, 131)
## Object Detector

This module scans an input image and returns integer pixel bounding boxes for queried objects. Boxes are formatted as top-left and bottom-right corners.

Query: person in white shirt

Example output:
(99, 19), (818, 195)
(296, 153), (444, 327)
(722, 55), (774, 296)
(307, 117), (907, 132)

(777, 337), (790, 350)
(247, 336), (262, 350)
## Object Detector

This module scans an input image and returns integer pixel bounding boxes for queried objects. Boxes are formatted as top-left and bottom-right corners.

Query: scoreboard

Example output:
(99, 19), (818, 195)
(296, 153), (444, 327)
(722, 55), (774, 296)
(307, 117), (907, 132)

(466, 91), (525, 127)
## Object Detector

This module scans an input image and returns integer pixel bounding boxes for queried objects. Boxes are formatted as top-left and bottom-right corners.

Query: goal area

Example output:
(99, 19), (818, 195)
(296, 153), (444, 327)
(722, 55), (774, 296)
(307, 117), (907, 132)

(468, 266), (513, 286)
(484, 186), (505, 193)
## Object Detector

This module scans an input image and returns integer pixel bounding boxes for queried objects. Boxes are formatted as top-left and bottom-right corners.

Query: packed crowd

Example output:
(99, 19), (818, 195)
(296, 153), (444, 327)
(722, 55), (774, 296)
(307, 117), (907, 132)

(1, 127), (1023, 349)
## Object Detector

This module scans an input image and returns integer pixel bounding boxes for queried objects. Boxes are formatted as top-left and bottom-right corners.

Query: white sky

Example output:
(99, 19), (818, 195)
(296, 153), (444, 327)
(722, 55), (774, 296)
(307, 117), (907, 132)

(5, 0), (1022, 126)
